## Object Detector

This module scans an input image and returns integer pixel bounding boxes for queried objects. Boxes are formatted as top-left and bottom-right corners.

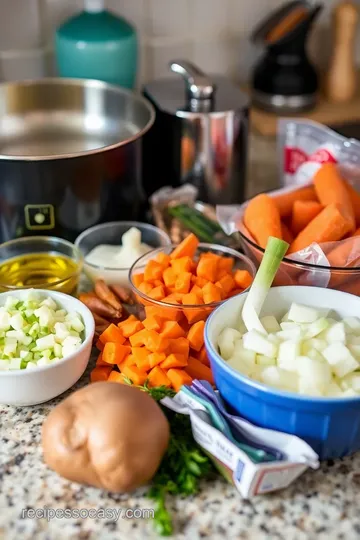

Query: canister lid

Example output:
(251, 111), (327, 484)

(143, 60), (249, 115)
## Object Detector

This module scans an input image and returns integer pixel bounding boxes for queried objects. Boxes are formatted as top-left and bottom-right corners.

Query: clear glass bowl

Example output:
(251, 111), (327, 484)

(129, 243), (256, 324)
(0, 236), (83, 295)
(75, 221), (171, 287)
(240, 232), (360, 295)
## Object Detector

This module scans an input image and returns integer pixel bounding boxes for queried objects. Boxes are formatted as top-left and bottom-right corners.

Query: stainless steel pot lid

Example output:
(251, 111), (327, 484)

(0, 78), (155, 161)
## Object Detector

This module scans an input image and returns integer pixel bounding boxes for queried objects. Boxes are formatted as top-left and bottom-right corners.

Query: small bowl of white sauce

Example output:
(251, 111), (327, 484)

(75, 222), (171, 286)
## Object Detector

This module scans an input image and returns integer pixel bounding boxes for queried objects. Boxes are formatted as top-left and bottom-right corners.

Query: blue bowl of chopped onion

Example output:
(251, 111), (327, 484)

(0, 289), (94, 405)
(205, 286), (360, 460)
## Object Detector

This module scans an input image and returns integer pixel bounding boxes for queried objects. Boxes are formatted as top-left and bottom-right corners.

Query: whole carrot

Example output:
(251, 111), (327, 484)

(291, 200), (323, 235)
(243, 194), (282, 249)
(79, 293), (122, 319)
(272, 185), (317, 218)
(288, 203), (352, 254)
(313, 164), (355, 232)
(345, 181), (360, 227)
(95, 280), (122, 310)
(281, 222), (293, 245)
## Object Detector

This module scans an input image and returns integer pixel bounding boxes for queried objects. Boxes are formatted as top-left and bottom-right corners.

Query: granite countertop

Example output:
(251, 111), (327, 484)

(2, 135), (360, 540)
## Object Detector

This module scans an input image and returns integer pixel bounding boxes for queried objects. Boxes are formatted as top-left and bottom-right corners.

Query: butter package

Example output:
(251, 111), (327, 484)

(161, 389), (319, 498)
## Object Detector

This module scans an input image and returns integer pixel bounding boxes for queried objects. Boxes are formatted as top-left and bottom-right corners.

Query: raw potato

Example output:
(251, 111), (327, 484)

(42, 382), (170, 492)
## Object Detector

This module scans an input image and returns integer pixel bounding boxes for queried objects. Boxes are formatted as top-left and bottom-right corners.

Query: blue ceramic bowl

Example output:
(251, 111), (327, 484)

(205, 286), (360, 460)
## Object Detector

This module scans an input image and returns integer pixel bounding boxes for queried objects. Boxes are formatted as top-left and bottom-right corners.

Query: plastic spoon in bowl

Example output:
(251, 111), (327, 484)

(242, 236), (289, 334)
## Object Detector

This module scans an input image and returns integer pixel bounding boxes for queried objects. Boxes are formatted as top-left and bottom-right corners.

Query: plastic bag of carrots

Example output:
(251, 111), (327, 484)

(217, 163), (360, 295)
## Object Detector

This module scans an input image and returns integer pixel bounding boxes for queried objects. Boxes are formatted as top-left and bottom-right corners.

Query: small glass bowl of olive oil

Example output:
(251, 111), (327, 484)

(0, 237), (83, 295)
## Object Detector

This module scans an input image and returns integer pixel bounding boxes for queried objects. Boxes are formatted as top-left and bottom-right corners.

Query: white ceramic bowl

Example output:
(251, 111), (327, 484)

(0, 289), (95, 406)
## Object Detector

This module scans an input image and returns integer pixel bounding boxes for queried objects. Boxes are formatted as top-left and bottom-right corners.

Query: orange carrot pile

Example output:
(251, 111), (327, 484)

(244, 194), (282, 249)
(133, 233), (253, 317)
(91, 314), (212, 392)
(90, 234), (254, 392)
(242, 164), (360, 266)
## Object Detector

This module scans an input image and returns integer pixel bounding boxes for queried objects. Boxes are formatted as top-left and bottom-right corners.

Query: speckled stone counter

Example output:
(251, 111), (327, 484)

(2, 135), (360, 540)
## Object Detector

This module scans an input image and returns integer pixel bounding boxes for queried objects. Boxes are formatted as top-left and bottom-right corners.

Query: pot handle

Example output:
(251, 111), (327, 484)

(169, 60), (215, 101)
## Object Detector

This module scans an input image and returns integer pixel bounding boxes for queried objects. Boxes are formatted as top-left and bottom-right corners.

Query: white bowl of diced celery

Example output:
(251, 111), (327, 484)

(0, 289), (95, 406)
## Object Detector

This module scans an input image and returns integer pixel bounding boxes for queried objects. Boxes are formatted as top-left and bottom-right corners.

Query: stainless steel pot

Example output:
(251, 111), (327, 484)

(142, 60), (249, 205)
(0, 78), (155, 243)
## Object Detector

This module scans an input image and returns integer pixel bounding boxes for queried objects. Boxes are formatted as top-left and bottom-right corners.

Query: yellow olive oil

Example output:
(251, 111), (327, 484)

(0, 253), (80, 294)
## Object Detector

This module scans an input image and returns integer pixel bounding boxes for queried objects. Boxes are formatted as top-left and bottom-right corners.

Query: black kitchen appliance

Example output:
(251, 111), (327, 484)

(251, 1), (323, 113)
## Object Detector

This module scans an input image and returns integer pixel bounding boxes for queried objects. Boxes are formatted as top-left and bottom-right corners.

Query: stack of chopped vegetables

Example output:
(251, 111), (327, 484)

(90, 233), (253, 391)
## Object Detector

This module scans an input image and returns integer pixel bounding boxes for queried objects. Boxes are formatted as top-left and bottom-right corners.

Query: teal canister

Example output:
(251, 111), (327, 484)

(55, 0), (137, 89)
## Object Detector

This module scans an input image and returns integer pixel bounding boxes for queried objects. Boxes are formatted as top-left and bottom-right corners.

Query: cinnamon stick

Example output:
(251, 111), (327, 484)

(109, 284), (134, 305)
(94, 280), (123, 310)
(79, 293), (122, 319)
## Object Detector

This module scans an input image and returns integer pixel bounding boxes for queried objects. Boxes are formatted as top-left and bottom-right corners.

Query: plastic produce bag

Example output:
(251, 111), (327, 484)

(217, 120), (360, 292)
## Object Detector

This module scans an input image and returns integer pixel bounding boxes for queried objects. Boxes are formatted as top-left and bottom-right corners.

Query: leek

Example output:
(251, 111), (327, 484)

(242, 236), (289, 334)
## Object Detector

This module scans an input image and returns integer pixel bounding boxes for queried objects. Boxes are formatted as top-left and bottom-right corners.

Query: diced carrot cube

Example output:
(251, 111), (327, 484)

(132, 347), (152, 372)
(99, 323), (125, 345)
(138, 281), (153, 295)
(187, 320), (205, 352)
(108, 371), (127, 384)
(190, 284), (203, 298)
(194, 276), (208, 288)
(174, 272), (192, 294)
(167, 368), (193, 392)
(121, 365), (147, 386)
(171, 256), (193, 274)
(129, 328), (149, 347)
(143, 315), (163, 332)
(144, 260), (163, 282)
(90, 366), (112, 382)
(148, 352), (166, 369)
(182, 292), (203, 306)
(118, 315), (137, 327)
(218, 256), (234, 273)
(170, 233), (199, 260)
(197, 345), (210, 367)
(155, 252), (171, 268)
(147, 366), (171, 388)
(197, 256), (218, 282)
(120, 319), (144, 338)
(215, 274), (235, 296)
(160, 353), (188, 369)
(163, 267), (177, 288)
(185, 356), (214, 384)
(161, 320), (186, 339)
(119, 354), (136, 369)
(132, 273), (144, 288)
(153, 279), (164, 287)
(168, 337), (189, 359)
(202, 282), (222, 304)
(233, 269), (253, 290)
(103, 342), (131, 364)
(148, 285), (166, 301)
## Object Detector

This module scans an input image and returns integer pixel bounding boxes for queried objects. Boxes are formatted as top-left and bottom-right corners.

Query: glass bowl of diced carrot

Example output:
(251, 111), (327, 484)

(92, 234), (255, 393)
(238, 164), (360, 295)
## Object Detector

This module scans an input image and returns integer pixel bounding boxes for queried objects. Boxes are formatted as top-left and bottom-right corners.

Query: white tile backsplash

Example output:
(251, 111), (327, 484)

(0, 0), (42, 50)
(149, 0), (192, 39)
(0, 0), (358, 85)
